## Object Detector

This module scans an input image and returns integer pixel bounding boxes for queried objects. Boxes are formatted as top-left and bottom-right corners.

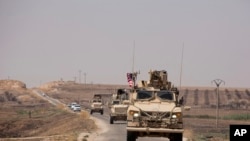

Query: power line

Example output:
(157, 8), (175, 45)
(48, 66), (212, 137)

(212, 79), (225, 129)
(79, 70), (82, 83)
(84, 72), (87, 84)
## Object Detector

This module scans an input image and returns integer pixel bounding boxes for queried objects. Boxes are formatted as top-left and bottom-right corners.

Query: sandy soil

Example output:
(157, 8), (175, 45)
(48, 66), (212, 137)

(77, 116), (108, 141)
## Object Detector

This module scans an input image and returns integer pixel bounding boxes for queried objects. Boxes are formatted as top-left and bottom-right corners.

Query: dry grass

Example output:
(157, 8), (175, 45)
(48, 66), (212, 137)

(80, 111), (90, 119)
(184, 128), (194, 140)
(0, 88), (96, 140)
(57, 103), (66, 110)
(183, 108), (250, 141)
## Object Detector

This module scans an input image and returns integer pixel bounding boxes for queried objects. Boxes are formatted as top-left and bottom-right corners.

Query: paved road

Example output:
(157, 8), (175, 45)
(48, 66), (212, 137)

(90, 107), (172, 141)
(32, 89), (63, 106)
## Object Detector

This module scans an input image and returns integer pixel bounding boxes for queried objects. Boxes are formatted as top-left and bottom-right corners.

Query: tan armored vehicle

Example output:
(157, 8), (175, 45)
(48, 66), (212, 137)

(126, 70), (184, 141)
(90, 94), (104, 115)
(109, 89), (129, 124)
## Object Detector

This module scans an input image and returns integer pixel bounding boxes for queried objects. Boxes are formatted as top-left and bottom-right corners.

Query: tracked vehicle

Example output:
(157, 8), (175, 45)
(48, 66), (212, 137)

(126, 70), (184, 141)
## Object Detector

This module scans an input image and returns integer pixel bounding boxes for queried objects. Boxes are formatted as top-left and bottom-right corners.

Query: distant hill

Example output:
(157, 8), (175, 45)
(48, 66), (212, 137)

(0, 80), (26, 89)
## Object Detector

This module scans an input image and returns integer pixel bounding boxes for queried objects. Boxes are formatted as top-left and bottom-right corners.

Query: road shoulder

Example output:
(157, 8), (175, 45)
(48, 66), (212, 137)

(78, 116), (108, 141)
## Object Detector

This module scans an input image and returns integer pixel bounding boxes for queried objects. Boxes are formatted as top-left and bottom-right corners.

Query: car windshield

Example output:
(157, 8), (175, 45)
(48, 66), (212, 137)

(93, 99), (101, 102)
(157, 91), (173, 100)
(136, 90), (154, 100)
(113, 101), (120, 105)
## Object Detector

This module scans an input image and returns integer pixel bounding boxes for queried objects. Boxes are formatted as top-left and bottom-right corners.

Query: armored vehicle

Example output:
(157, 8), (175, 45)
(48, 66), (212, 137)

(90, 94), (104, 115)
(109, 89), (129, 124)
(126, 70), (184, 141)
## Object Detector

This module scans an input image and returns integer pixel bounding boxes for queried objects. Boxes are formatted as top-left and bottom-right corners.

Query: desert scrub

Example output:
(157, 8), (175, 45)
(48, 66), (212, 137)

(223, 113), (250, 120)
(79, 111), (90, 119)
(16, 110), (28, 115)
(184, 114), (216, 119)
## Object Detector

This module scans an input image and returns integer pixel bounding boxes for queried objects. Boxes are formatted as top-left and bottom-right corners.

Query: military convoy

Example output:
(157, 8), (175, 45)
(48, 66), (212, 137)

(87, 69), (186, 141)
(90, 94), (104, 115)
(109, 89), (129, 124)
(126, 70), (184, 141)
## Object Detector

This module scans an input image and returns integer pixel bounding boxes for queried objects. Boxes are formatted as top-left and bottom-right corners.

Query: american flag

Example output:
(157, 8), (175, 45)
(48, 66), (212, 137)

(127, 73), (132, 82)
(127, 73), (133, 87)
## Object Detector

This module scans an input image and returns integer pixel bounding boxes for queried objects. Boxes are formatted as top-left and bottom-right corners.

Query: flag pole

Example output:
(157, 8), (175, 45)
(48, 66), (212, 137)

(132, 41), (135, 73)
(132, 41), (136, 88)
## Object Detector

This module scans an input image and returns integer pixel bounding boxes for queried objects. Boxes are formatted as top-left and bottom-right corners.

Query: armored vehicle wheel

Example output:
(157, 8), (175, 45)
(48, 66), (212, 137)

(170, 133), (182, 141)
(110, 117), (114, 124)
(127, 131), (136, 141)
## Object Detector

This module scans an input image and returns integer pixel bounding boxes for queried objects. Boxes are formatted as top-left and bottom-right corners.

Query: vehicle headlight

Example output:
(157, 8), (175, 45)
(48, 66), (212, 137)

(172, 112), (182, 119)
(134, 113), (139, 117)
(129, 110), (139, 117)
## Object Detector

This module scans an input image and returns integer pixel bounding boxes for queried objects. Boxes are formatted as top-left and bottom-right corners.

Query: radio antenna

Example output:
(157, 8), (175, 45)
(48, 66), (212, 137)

(179, 43), (184, 91)
(131, 40), (139, 89)
(132, 40), (135, 73)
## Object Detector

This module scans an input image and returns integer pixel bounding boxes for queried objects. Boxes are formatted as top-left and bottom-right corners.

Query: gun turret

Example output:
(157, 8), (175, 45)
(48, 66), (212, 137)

(148, 70), (171, 90)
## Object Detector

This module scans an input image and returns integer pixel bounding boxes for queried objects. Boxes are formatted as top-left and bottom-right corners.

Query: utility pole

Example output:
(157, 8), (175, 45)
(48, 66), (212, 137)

(79, 70), (82, 83)
(212, 79), (225, 129)
(84, 72), (86, 84)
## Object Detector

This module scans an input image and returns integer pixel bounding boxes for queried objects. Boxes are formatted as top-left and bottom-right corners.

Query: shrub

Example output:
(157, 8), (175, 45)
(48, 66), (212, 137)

(183, 114), (215, 119)
(223, 113), (250, 120)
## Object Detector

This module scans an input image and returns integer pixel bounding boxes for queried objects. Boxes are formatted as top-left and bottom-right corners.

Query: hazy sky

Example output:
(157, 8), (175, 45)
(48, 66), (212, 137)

(1, 0), (250, 88)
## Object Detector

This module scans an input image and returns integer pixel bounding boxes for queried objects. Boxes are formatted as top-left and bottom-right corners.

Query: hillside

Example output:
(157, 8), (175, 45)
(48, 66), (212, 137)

(0, 80), (96, 140)
(0, 80), (26, 89)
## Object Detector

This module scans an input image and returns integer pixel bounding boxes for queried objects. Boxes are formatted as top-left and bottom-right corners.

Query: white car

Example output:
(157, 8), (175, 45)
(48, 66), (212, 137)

(42, 93), (45, 96)
(68, 102), (77, 109)
(72, 104), (81, 112)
